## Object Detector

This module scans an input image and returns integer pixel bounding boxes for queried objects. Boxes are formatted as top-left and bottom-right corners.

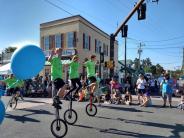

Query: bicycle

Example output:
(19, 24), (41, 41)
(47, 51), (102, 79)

(85, 92), (97, 116)
(50, 99), (68, 138)
(63, 91), (78, 125)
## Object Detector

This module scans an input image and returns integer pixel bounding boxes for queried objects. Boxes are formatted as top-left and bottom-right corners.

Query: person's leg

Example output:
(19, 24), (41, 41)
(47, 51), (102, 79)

(162, 93), (167, 107)
(74, 78), (82, 96)
(138, 89), (142, 104)
(52, 81), (57, 98)
(130, 95), (133, 104)
(64, 79), (77, 98)
(168, 93), (172, 108)
(57, 85), (66, 97)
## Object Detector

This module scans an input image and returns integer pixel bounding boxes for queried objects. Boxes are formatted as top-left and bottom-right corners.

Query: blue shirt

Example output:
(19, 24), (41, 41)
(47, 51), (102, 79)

(162, 79), (173, 94)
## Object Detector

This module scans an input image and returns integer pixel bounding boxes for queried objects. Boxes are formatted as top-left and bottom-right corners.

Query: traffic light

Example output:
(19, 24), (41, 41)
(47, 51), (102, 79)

(137, 3), (146, 20)
(121, 25), (128, 37)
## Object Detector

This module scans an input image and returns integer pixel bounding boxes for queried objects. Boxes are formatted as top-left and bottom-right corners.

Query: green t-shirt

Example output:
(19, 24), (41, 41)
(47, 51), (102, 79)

(3, 77), (17, 88)
(69, 61), (79, 79)
(84, 60), (95, 78)
(49, 56), (62, 80)
(15, 80), (24, 88)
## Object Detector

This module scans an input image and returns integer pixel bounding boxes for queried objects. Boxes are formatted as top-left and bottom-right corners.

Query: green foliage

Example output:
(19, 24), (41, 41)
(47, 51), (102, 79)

(5, 47), (17, 53)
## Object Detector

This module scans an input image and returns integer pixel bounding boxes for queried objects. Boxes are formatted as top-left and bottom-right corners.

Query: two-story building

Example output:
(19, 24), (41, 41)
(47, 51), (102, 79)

(40, 15), (118, 80)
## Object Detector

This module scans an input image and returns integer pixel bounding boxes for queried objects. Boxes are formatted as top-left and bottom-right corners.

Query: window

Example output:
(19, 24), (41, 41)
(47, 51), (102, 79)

(103, 43), (108, 56)
(44, 36), (49, 50)
(83, 33), (90, 50)
(67, 32), (74, 48)
(55, 34), (63, 48)
(95, 39), (101, 53)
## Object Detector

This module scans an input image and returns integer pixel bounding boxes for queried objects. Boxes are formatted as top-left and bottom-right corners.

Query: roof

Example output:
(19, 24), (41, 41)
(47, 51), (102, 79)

(40, 15), (117, 42)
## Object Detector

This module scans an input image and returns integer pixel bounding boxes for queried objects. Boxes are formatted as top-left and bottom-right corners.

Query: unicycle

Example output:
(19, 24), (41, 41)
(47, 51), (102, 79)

(86, 93), (97, 116)
(50, 99), (68, 138)
(63, 90), (78, 125)
(6, 94), (18, 110)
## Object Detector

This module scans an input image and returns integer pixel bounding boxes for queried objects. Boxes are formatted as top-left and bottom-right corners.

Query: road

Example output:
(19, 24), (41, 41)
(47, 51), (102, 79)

(0, 96), (184, 138)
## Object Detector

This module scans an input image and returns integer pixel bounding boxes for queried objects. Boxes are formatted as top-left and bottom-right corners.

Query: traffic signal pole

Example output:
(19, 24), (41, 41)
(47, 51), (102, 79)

(110, 0), (145, 78)
(114, 0), (145, 37)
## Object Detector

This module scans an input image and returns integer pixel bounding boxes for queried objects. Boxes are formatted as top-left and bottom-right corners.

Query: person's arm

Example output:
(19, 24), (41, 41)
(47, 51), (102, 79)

(83, 58), (89, 67)
(48, 50), (54, 62)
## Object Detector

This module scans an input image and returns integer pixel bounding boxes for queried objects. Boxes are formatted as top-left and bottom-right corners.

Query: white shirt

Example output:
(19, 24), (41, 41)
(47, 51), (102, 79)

(136, 78), (146, 89)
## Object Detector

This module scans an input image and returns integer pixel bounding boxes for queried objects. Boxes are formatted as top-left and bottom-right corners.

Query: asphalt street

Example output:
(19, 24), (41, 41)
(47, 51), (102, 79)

(0, 96), (184, 138)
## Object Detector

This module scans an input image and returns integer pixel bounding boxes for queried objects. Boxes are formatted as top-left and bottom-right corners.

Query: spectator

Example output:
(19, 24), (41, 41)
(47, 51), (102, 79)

(140, 91), (152, 107)
(124, 90), (132, 105)
(136, 74), (147, 105)
(160, 73), (173, 108)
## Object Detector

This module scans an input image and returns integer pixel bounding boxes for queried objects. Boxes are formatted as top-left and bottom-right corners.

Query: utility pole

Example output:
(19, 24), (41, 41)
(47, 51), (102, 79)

(99, 46), (102, 78)
(125, 37), (127, 79)
(182, 48), (184, 73)
(138, 43), (145, 70)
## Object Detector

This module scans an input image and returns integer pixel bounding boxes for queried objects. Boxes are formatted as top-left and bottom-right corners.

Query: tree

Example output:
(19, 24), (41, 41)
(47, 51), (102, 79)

(155, 64), (164, 76)
(150, 65), (156, 75)
(5, 46), (17, 53)
(133, 58), (139, 70)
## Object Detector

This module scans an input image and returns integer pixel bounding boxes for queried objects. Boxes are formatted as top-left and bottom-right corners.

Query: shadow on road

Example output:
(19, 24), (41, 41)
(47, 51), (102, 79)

(73, 123), (166, 138)
(94, 115), (184, 137)
(5, 109), (54, 123)
(5, 114), (40, 123)
(23, 99), (49, 104)
(18, 108), (54, 115)
(100, 128), (163, 138)
(119, 119), (184, 138)
(100, 105), (153, 113)
(73, 124), (101, 131)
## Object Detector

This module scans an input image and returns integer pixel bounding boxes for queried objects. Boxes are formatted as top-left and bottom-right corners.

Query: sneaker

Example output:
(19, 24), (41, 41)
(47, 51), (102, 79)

(169, 104), (172, 108)
(54, 96), (62, 105)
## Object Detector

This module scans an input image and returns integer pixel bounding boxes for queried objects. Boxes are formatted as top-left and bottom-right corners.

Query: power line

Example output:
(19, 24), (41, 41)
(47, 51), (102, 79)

(56, 0), (116, 28)
(44, 0), (73, 16)
(128, 46), (183, 49)
(128, 35), (184, 43)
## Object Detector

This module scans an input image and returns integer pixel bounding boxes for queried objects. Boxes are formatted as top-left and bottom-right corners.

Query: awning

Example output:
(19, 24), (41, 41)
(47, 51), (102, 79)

(45, 60), (70, 66)
(0, 63), (11, 74)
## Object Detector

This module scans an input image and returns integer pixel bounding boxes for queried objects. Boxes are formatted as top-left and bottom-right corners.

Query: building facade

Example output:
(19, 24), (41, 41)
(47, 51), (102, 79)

(40, 15), (118, 80)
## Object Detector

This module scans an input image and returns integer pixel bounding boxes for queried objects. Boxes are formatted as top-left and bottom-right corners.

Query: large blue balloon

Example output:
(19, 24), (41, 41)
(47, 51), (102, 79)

(11, 45), (45, 80)
(0, 100), (5, 124)
(0, 89), (5, 97)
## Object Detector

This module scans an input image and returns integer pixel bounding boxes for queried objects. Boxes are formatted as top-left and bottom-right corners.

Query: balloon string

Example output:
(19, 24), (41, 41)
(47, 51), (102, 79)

(7, 80), (20, 89)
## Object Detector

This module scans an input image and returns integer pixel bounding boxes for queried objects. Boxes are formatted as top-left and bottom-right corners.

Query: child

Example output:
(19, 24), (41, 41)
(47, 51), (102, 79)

(177, 86), (184, 110)
(110, 76), (122, 104)
(140, 92), (152, 107)
(124, 89), (132, 105)
(78, 81), (87, 102)
(87, 77), (101, 106)
(177, 95), (184, 110)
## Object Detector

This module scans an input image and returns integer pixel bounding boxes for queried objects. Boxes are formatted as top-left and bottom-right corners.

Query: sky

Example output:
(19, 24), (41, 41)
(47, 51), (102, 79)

(0, 0), (183, 70)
